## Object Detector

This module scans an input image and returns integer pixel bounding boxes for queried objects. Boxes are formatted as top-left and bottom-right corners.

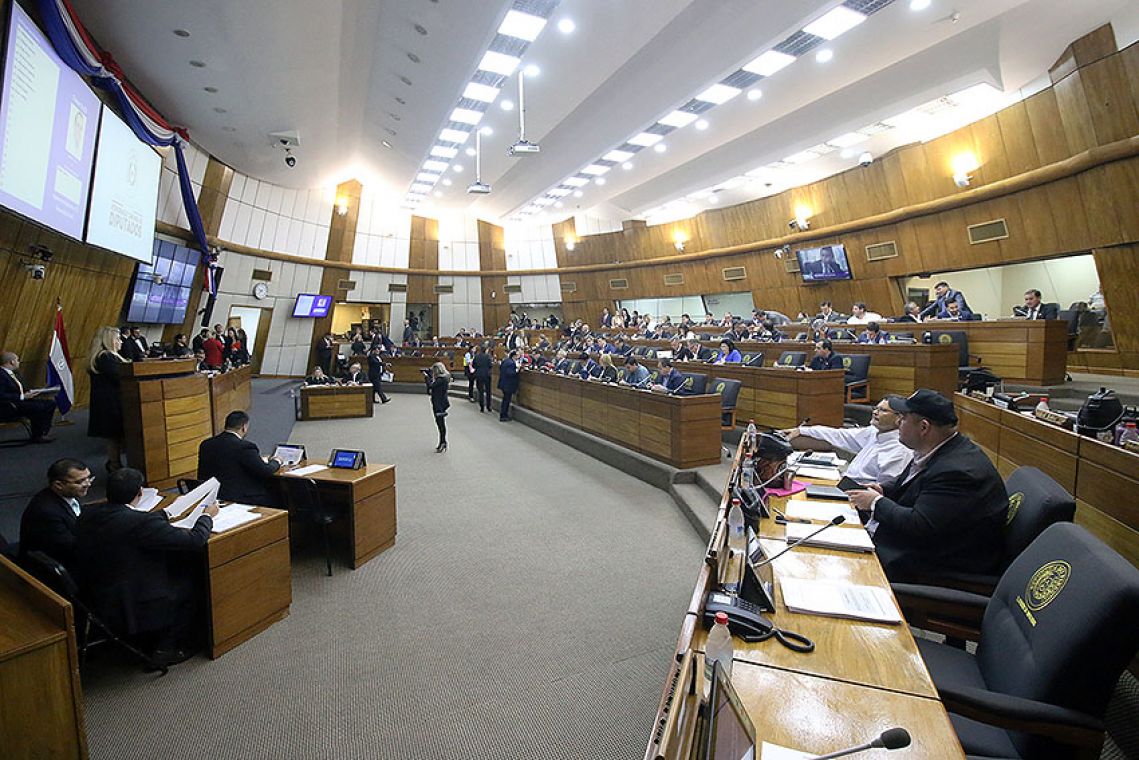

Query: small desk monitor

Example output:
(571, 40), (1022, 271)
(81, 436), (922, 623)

(329, 449), (366, 469)
(273, 443), (306, 465)
(697, 661), (757, 760)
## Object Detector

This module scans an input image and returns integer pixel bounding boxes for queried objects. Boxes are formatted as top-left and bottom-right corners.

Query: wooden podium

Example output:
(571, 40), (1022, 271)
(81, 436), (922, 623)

(209, 365), (253, 434)
(120, 359), (212, 490)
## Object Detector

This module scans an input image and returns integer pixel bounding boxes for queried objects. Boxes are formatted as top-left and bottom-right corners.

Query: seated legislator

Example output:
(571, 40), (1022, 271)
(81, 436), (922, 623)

(305, 366), (336, 385)
(856, 321), (890, 344)
(652, 358), (688, 394)
(1014, 288), (1059, 320)
(77, 467), (216, 663)
(592, 352), (619, 383)
(712, 339), (742, 365)
(620, 356), (651, 388)
(847, 390), (1008, 582)
(577, 352), (600, 379)
(783, 398), (911, 486)
(846, 302), (883, 325)
(343, 362), (367, 385)
(193, 349), (210, 373)
(197, 410), (283, 507)
(918, 281), (972, 320)
(551, 350), (570, 374)
(806, 340), (843, 371)
(894, 302), (922, 323)
(940, 299), (975, 321)
(0, 351), (56, 443)
(19, 458), (93, 572)
(672, 338), (695, 362)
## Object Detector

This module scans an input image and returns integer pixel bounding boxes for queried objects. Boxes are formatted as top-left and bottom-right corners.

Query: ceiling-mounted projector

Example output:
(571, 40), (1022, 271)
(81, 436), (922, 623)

(509, 140), (540, 156)
(467, 181), (491, 195)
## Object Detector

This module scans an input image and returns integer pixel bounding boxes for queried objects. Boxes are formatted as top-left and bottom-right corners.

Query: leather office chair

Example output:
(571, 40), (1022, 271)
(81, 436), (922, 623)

(842, 354), (872, 403)
(697, 347), (716, 361)
(896, 523), (1139, 759)
(925, 330), (983, 388)
(743, 352), (765, 368)
(680, 373), (708, 395)
(776, 351), (807, 367)
(1056, 310), (1080, 351)
(889, 332), (915, 343)
(278, 476), (335, 576)
(711, 378), (742, 430)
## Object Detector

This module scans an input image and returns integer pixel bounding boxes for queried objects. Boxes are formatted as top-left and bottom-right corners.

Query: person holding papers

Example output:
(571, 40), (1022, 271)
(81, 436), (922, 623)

(846, 389), (1008, 582)
(197, 410), (283, 507)
(619, 356), (651, 388)
(782, 397), (912, 486)
(0, 351), (57, 443)
(652, 358), (688, 395)
(77, 467), (216, 666)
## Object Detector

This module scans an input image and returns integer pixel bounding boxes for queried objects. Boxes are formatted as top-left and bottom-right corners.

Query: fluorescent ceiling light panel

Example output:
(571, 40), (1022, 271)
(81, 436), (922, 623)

(548, 188), (572, 197)
(581, 164), (610, 176)
(478, 51), (521, 76)
(498, 10), (547, 41)
(411, 183), (433, 193)
(603, 149), (634, 162)
(743, 50), (795, 76)
(430, 145), (458, 158)
(827, 131), (869, 148)
(533, 197), (555, 207)
(450, 108), (484, 125)
(695, 84), (741, 105)
(783, 149), (820, 164)
(439, 128), (470, 143)
(563, 177), (590, 187)
(628, 132), (663, 147)
(803, 6), (866, 40)
(658, 110), (698, 128)
(423, 160), (449, 172)
(416, 172), (441, 182)
(463, 82), (500, 102)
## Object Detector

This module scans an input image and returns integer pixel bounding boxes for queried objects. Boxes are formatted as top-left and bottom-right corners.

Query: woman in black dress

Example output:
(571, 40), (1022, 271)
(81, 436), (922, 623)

(87, 325), (129, 471)
(425, 362), (451, 453)
(367, 347), (390, 404)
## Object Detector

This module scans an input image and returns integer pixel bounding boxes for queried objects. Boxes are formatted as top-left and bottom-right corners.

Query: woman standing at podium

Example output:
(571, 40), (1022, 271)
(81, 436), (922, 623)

(87, 326), (129, 472)
(425, 362), (451, 453)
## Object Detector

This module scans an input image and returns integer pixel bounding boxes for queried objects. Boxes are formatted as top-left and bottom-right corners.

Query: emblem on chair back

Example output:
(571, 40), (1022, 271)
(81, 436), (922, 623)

(842, 356), (852, 369)
(714, 381), (726, 394)
(938, 333), (953, 344)
(780, 355), (793, 365)
(1006, 492), (1023, 526)
(1016, 560), (1071, 626)
(684, 377), (694, 389)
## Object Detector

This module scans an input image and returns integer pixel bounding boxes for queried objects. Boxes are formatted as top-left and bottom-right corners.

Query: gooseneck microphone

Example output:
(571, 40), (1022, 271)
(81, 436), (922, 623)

(809, 727), (912, 759)
(752, 515), (845, 570)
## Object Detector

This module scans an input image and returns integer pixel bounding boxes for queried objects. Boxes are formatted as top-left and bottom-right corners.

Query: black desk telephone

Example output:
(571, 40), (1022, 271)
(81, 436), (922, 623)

(702, 591), (774, 640)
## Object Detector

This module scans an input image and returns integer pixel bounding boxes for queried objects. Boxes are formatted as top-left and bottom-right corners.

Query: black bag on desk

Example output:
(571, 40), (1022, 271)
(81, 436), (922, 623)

(962, 368), (1001, 393)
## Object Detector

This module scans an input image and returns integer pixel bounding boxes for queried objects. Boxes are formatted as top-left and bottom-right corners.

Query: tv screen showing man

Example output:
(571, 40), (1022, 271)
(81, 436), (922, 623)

(797, 245), (853, 282)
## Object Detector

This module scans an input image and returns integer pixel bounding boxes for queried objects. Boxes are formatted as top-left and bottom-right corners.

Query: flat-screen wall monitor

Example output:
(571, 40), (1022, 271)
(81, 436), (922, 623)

(797, 244), (853, 282)
(85, 103), (162, 262)
(293, 293), (332, 318)
(125, 238), (199, 324)
(0, 2), (99, 239)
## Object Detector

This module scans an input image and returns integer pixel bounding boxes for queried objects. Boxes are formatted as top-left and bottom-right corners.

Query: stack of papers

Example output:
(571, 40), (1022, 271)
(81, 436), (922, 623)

(792, 464), (843, 481)
(210, 504), (263, 533)
(130, 487), (164, 512)
(779, 577), (901, 624)
(784, 500), (861, 524)
(790, 451), (844, 466)
(285, 464), (328, 477)
(168, 478), (221, 529)
(761, 744), (813, 760)
(784, 521), (875, 552)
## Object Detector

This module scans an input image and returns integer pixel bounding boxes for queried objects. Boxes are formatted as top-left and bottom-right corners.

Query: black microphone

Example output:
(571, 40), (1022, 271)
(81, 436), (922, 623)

(809, 728), (911, 759)
(752, 515), (845, 570)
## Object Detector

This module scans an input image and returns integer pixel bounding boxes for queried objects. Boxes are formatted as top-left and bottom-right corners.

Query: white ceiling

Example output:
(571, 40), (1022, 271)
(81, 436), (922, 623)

(71, 0), (1139, 225)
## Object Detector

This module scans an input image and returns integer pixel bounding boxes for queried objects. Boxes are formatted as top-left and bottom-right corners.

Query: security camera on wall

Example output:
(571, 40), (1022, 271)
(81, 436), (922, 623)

(284, 148), (296, 168)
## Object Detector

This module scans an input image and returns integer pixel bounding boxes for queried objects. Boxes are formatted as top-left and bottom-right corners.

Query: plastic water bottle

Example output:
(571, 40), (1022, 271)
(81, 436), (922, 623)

(1035, 396), (1050, 414)
(1118, 422), (1139, 448)
(704, 611), (733, 698)
(728, 497), (746, 555)
(746, 419), (758, 451)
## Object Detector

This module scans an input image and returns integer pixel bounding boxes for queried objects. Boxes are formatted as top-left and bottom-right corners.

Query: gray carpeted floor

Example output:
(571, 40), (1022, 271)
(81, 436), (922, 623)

(78, 390), (704, 759)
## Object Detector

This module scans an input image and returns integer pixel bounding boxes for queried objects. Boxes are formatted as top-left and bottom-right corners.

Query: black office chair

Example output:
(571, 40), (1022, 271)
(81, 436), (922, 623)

(741, 352), (765, 368)
(680, 373), (708, 395)
(177, 478), (203, 495)
(842, 354), (872, 404)
(21, 550), (169, 675)
(278, 476), (335, 576)
(697, 347), (716, 361)
(794, 332), (809, 341)
(889, 332), (915, 343)
(568, 360), (582, 375)
(645, 369), (661, 385)
(926, 330), (983, 388)
(896, 523), (1139, 759)
(776, 351), (807, 367)
(0, 400), (33, 447)
(711, 378), (742, 430)
(1056, 310), (1080, 350)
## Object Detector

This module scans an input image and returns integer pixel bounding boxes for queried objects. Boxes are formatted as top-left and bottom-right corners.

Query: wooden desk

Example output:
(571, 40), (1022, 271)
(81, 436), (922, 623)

(298, 384), (374, 420)
(121, 359), (211, 490)
(277, 463), (397, 569)
(506, 370), (722, 468)
(924, 319), (1068, 385)
(208, 365), (253, 434)
(381, 354), (462, 383)
(0, 555), (87, 759)
(675, 362), (845, 429)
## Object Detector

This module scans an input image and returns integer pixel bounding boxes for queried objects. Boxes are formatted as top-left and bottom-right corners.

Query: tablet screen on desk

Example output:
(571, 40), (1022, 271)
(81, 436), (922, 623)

(329, 449), (365, 469)
(274, 444), (305, 465)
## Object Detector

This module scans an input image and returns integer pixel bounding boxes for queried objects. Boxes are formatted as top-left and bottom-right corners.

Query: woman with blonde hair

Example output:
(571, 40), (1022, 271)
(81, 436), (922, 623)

(87, 326), (129, 471)
(596, 352), (619, 383)
(425, 361), (452, 453)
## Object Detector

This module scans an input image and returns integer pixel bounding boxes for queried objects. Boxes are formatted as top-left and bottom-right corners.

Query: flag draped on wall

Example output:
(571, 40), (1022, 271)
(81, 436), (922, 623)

(35, 0), (218, 295)
(47, 303), (74, 416)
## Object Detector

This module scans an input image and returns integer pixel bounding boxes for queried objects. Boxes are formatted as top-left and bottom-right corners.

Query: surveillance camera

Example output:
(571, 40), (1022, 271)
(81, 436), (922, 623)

(858, 152), (873, 167)
(284, 149), (296, 168)
(28, 263), (45, 280)
(774, 248), (784, 259)
(788, 219), (800, 231)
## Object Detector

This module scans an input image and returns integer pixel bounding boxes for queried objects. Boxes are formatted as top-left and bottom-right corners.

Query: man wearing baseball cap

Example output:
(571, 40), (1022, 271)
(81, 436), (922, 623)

(847, 389), (1008, 582)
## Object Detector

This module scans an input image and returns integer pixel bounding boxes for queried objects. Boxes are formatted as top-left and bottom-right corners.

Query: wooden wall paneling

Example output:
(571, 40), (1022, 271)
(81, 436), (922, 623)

(996, 101), (1043, 175)
(478, 220), (508, 330)
(1081, 54), (1139, 146)
(308, 180), (359, 366)
(406, 216), (439, 305)
(1102, 158), (1139, 243)
(1123, 43), (1139, 123)
(1070, 24), (1119, 68)
(1043, 175), (1094, 253)
(552, 217), (577, 268)
(1093, 245), (1139, 362)
(896, 141), (939, 205)
(1053, 71), (1100, 156)
(1076, 166), (1128, 248)
(1024, 89), (1073, 165)
(1013, 183), (1063, 255)
(971, 115), (1013, 185)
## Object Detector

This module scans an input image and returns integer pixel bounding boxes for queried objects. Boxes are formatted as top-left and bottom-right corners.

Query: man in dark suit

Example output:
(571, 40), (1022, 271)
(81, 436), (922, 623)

(19, 458), (92, 571)
(848, 389), (1008, 582)
(497, 349), (520, 421)
(401, 319), (415, 345)
(191, 328), (211, 354)
(919, 281), (971, 320)
(316, 333), (335, 374)
(652, 358), (689, 395)
(343, 362), (367, 385)
(807, 340), (844, 371)
(815, 301), (844, 323)
(1016, 289), (1059, 320)
(121, 326), (149, 361)
(894, 302), (922, 323)
(197, 410), (283, 506)
(471, 345), (493, 412)
(77, 467), (216, 664)
(0, 351), (56, 442)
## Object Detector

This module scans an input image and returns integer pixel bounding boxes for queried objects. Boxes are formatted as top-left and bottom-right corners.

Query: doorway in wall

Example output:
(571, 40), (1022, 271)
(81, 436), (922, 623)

(227, 305), (274, 375)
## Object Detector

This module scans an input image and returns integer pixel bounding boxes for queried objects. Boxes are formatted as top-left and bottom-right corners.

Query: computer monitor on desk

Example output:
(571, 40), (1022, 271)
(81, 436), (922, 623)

(273, 444), (306, 466)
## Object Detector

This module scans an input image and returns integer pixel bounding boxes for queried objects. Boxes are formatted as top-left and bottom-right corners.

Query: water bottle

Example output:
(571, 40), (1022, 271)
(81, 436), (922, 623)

(1034, 396), (1050, 415)
(746, 419), (758, 451)
(728, 497), (746, 555)
(704, 611), (733, 698)
(1118, 422), (1139, 448)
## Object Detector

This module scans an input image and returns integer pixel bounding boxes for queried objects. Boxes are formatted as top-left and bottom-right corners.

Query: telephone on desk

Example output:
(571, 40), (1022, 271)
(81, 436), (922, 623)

(703, 591), (773, 640)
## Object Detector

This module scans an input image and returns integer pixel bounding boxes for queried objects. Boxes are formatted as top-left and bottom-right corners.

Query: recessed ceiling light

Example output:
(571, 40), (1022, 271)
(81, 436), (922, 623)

(803, 6), (867, 40)
(417, 172), (441, 182)
(815, 48), (834, 63)
(500, 99), (515, 111)
(783, 149), (820, 163)
(173, 29), (190, 37)
(628, 132), (663, 147)
(381, 140), (392, 149)
(594, 177), (606, 186)
(411, 183), (433, 193)
(622, 162), (633, 171)
(840, 148), (857, 159)
(603, 149), (634, 162)
(707, 196), (719, 204)
(439, 128), (470, 143)
(452, 164), (463, 173)
(557, 18), (575, 34)
(581, 164), (610, 176)
(203, 86), (218, 93)
(827, 131), (869, 148)
(573, 190), (584, 198)
(450, 107), (483, 125)
(564, 177), (589, 187)
(524, 64), (540, 77)
(654, 143), (667, 153)
(479, 126), (493, 136)
(465, 147), (476, 156)
(400, 75), (413, 85)
(189, 60), (206, 68)
(442, 178), (452, 186)
(430, 145), (458, 158)
(659, 110), (698, 128)
(747, 88), (763, 101)
(463, 82), (499, 103)
(414, 23), (428, 36)
(695, 83), (741, 105)
(478, 51), (521, 76)
(213, 107), (227, 114)
(695, 119), (709, 131)
(407, 52), (421, 64)
(909, 0), (931, 10)
(554, 201), (564, 208)
(424, 160), (449, 172)
(743, 50), (795, 76)
(548, 188), (572, 196)
(498, 10), (547, 42)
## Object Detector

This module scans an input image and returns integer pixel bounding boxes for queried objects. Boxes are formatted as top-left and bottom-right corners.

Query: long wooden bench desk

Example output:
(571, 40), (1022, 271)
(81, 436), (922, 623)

(297, 384), (374, 420)
(926, 319), (1068, 385)
(675, 362), (845, 429)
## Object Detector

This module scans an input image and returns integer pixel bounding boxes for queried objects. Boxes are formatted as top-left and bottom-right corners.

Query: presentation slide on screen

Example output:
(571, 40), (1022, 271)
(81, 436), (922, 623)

(86, 103), (162, 262)
(0, 3), (99, 239)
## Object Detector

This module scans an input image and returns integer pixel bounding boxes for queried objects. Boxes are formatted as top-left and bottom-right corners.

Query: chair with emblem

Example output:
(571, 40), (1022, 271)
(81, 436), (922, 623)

(741, 351), (765, 368)
(679, 373), (707, 395)
(775, 351), (807, 367)
(710, 378), (742, 430)
(841, 354), (872, 403)
(925, 330), (984, 388)
(894, 523), (1139, 759)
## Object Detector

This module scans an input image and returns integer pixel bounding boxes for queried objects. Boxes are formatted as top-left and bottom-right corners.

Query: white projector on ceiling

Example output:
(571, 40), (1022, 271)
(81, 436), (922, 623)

(466, 181), (492, 195)
(509, 140), (540, 156)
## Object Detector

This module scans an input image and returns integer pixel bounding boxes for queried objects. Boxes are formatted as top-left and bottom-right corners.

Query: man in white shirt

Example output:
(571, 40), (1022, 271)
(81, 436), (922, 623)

(781, 396), (911, 486)
(847, 302), (883, 326)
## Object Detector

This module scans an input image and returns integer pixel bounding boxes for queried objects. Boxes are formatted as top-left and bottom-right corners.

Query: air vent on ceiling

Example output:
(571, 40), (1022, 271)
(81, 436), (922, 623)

(251, 269), (272, 282)
(504, 283), (523, 294)
(663, 273), (685, 286)
(387, 282), (408, 293)
(783, 255), (801, 274)
(560, 281), (577, 293)
(967, 219), (1009, 245)
(432, 284), (453, 294)
(722, 266), (747, 282)
(609, 278), (629, 290)
(337, 279), (357, 291)
(865, 241), (898, 262)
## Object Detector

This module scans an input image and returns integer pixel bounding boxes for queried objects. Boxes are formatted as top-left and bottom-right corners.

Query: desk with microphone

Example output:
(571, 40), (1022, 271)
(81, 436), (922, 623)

(809, 727), (912, 759)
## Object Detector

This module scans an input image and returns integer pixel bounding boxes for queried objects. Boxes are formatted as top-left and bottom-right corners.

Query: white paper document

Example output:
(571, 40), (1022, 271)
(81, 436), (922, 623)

(167, 478), (221, 529)
(779, 577), (902, 624)
(784, 500), (861, 524)
(784, 521), (875, 552)
(761, 743), (814, 760)
(210, 504), (262, 533)
(790, 451), (843, 466)
(791, 464), (843, 480)
(130, 487), (164, 512)
(285, 464), (328, 477)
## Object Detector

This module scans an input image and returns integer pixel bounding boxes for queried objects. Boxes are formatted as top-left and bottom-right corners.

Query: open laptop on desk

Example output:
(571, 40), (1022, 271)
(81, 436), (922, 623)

(273, 444), (306, 466)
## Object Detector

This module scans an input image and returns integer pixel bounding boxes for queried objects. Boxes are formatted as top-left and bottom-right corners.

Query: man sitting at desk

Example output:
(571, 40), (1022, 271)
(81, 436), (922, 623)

(197, 410), (283, 507)
(919, 281), (972, 320)
(343, 362), (367, 385)
(1015, 289), (1058, 320)
(847, 390), (1008, 582)
(782, 398), (911, 486)
(77, 467), (216, 665)
(620, 355), (651, 388)
(0, 351), (57, 443)
(19, 458), (92, 572)
(305, 366), (335, 385)
(806, 340), (843, 371)
(857, 322), (890, 344)
(651, 358), (688, 395)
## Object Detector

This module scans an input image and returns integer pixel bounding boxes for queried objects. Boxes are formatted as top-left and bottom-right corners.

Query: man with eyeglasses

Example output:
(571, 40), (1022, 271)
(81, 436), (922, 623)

(782, 397), (912, 486)
(18, 458), (93, 572)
